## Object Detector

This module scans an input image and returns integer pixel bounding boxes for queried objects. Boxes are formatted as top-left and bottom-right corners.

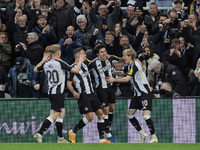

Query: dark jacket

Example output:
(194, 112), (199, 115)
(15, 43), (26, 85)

(5, 1), (32, 21)
(32, 25), (57, 49)
(21, 41), (44, 66)
(0, 66), (9, 98)
(59, 35), (82, 65)
(75, 24), (103, 51)
(51, 2), (76, 41)
(154, 63), (189, 96)
(89, 6), (120, 33)
(188, 72), (200, 96)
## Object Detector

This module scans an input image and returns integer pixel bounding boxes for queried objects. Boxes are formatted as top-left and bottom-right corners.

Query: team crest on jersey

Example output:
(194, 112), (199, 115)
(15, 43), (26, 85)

(85, 107), (88, 111)
(48, 64), (53, 68)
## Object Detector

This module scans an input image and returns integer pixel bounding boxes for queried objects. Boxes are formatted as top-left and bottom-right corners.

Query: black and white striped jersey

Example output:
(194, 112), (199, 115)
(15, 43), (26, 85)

(37, 59), (72, 95)
(127, 60), (151, 96)
(88, 56), (119, 89)
(69, 62), (94, 94)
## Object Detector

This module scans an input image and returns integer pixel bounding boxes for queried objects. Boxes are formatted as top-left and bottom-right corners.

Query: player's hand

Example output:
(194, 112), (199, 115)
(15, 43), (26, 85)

(34, 84), (40, 90)
(43, 51), (52, 62)
(78, 53), (86, 63)
(93, 28), (99, 36)
(106, 76), (115, 83)
(73, 92), (80, 99)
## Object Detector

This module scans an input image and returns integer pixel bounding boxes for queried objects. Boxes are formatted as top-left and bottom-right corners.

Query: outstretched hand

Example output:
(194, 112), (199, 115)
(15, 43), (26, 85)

(106, 76), (115, 83)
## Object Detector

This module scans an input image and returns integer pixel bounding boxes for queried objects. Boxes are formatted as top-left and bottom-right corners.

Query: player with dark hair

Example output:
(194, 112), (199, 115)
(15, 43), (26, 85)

(67, 47), (110, 143)
(33, 44), (84, 143)
(106, 49), (158, 143)
(88, 44), (119, 143)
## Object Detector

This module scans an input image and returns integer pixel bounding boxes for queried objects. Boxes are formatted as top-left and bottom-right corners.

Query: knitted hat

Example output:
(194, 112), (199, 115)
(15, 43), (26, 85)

(76, 15), (87, 24)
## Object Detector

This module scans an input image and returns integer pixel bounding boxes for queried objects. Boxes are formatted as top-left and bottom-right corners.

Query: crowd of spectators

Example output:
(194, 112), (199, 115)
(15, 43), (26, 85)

(0, 0), (200, 98)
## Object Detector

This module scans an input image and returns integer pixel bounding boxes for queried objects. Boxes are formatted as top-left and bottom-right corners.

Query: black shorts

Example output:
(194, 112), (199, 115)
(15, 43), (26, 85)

(96, 86), (116, 107)
(78, 92), (102, 114)
(49, 93), (65, 112)
(129, 93), (152, 111)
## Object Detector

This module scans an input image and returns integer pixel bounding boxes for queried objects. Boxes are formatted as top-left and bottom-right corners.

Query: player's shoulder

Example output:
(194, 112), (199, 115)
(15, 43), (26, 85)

(88, 57), (98, 65)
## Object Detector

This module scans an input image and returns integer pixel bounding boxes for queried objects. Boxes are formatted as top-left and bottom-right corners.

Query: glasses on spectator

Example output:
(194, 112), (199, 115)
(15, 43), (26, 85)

(0, 36), (6, 39)
(99, 8), (107, 10)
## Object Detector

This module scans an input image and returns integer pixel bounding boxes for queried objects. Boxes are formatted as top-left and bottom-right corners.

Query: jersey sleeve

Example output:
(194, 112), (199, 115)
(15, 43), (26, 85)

(59, 60), (72, 71)
(68, 71), (74, 81)
(37, 63), (44, 72)
(127, 64), (138, 76)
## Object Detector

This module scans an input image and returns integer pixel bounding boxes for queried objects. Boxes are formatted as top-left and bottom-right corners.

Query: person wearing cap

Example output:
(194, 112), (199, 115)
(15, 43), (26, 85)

(149, 59), (188, 96)
(51, 0), (76, 41)
(32, 14), (57, 49)
(59, 25), (82, 65)
(89, 0), (121, 37)
(75, 14), (103, 53)
(106, 49), (158, 143)
(172, 0), (188, 21)
(7, 57), (35, 98)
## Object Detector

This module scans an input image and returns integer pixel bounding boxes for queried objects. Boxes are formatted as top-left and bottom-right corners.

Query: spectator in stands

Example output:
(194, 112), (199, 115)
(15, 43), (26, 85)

(0, 66), (9, 98)
(32, 71), (48, 98)
(188, 0), (200, 14)
(124, 5), (135, 21)
(7, 57), (35, 98)
(104, 31), (120, 57)
(188, 58), (200, 96)
(32, 15), (57, 49)
(51, 0), (76, 41)
(149, 59), (189, 96)
(75, 14), (103, 53)
(38, 1), (56, 29)
(172, 0), (187, 21)
(162, 38), (186, 71)
(0, 32), (12, 73)
(175, 19), (200, 69)
(0, 8), (6, 24)
(126, 6), (145, 35)
(19, 32), (44, 66)
(59, 26), (82, 65)
(0, 0), (13, 9)
(112, 59), (133, 97)
(138, 45), (160, 86)
(33, 0), (41, 14)
(153, 82), (181, 98)
(144, 2), (160, 34)
(6, 7), (36, 61)
(89, 0), (121, 37)
(179, 37), (194, 71)
(74, 0), (91, 23)
(162, 8), (179, 39)
(5, 0), (32, 21)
